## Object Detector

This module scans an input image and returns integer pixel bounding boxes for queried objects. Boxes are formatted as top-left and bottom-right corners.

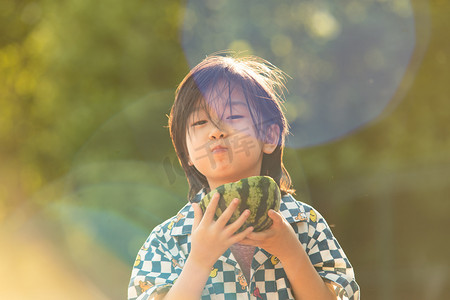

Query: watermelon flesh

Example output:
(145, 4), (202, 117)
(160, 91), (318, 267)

(199, 176), (281, 232)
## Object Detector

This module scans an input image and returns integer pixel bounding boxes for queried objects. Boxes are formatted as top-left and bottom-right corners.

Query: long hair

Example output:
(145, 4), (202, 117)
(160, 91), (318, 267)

(168, 54), (294, 200)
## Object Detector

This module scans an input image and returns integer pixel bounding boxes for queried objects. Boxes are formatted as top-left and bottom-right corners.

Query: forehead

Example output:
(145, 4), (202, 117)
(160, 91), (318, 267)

(191, 83), (250, 116)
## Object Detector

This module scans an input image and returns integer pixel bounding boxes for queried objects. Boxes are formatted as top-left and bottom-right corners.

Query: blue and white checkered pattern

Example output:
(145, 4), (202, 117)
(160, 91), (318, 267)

(128, 191), (360, 299)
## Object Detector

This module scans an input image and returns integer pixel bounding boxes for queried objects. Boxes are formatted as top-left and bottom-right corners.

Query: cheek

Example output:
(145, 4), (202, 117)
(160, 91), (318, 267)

(228, 119), (253, 134)
(185, 133), (195, 156)
(186, 136), (196, 148)
(229, 133), (264, 157)
(185, 132), (204, 159)
(232, 124), (261, 142)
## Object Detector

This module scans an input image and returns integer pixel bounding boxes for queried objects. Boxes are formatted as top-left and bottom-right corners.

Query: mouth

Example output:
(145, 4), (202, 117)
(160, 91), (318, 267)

(211, 145), (228, 153)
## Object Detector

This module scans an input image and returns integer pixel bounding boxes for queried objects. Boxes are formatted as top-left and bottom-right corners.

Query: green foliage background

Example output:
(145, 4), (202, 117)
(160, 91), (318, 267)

(1, 0), (449, 299)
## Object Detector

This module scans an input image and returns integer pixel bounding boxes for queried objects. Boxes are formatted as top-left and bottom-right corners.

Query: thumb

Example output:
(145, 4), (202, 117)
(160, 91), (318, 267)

(268, 209), (283, 226)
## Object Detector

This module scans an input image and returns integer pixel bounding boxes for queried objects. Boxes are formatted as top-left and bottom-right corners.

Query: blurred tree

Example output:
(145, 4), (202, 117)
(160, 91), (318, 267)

(0, 0), (188, 209)
(0, 0), (40, 46)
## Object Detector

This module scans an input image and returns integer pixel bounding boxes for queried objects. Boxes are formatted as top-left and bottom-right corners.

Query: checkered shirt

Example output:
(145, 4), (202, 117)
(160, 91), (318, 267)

(128, 190), (360, 299)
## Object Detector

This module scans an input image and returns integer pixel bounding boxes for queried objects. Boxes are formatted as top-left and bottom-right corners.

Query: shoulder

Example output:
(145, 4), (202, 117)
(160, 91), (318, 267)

(149, 189), (206, 238)
(281, 194), (334, 239)
(145, 200), (195, 245)
(280, 193), (319, 224)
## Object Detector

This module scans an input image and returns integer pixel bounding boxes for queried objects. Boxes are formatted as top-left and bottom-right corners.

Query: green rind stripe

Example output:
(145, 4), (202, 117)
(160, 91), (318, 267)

(272, 186), (281, 211)
(254, 177), (270, 224)
(238, 177), (250, 215)
(256, 216), (273, 232)
(217, 189), (228, 221)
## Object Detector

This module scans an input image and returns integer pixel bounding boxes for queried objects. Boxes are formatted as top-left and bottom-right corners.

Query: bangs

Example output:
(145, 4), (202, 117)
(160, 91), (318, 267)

(188, 69), (275, 142)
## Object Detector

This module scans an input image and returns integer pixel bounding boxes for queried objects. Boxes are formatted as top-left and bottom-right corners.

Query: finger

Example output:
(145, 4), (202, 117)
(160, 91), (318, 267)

(202, 192), (220, 223)
(245, 231), (269, 241)
(223, 207), (249, 233)
(230, 226), (254, 244)
(191, 202), (203, 230)
(216, 198), (240, 227)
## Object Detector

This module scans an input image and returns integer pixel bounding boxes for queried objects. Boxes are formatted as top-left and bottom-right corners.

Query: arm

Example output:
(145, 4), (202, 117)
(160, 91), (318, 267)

(273, 227), (338, 300)
(163, 193), (254, 300)
(240, 209), (336, 300)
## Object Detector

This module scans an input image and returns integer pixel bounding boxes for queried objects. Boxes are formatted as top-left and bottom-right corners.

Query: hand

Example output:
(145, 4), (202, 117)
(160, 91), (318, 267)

(164, 194), (253, 300)
(241, 211), (339, 300)
(239, 209), (300, 261)
(189, 193), (254, 271)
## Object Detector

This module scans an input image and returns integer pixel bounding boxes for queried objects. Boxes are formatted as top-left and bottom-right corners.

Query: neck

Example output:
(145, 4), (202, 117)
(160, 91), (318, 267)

(207, 171), (261, 191)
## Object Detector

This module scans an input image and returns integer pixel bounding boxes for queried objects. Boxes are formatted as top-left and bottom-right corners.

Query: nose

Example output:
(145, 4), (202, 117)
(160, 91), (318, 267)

(209, 124), (227, 140)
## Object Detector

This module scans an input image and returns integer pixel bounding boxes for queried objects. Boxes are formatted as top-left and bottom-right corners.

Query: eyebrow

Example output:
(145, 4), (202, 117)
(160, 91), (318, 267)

(220, 101), (248, 111)
(229, 101), (247, 108)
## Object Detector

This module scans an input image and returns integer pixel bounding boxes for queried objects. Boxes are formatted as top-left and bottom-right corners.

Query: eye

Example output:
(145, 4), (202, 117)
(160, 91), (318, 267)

(226, 115), (244, 120)
(192, 120), (207, 126)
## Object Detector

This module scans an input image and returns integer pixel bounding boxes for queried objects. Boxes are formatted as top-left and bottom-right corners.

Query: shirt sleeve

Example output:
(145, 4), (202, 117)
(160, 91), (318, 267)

(128, 223), (183, 300)
(302, 207), (360, 300)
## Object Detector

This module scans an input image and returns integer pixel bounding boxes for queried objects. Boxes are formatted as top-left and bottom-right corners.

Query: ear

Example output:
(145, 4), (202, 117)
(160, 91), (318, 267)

(262, 124), (280, 154)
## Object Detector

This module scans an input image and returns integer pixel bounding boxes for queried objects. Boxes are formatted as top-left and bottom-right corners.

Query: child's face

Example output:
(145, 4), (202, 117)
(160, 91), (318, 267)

(185, 85), (267, 190)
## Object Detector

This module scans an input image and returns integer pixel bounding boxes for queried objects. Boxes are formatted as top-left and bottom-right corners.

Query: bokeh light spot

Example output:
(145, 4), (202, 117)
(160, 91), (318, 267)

(307, 10), (340, 40)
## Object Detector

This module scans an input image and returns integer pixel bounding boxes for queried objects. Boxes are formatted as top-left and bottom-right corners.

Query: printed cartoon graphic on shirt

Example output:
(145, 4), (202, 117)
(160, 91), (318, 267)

(270, 255), (280, 266)
(253, 287), (263, 299)
(171, 258), (184, 269)
(309, 209), (317, 222)
(139, 280), (153, 293)
(134, 254), (141, 267)
(238, 271), (247, 290)
(295, 212), (307, 221)
(210, 267), (218, 278)
(168, 213), (185, 230)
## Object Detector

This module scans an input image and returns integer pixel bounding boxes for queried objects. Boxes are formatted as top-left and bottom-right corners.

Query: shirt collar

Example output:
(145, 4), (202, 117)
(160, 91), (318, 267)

(170, 189), (308, 237)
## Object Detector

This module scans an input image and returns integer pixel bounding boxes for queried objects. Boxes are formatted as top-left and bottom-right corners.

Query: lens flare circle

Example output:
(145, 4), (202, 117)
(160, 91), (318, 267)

(181, 0), (426, 148)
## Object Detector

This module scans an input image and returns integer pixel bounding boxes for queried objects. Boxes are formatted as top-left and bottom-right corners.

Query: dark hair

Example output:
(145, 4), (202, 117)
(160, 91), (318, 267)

(168, 54), (294, 200)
